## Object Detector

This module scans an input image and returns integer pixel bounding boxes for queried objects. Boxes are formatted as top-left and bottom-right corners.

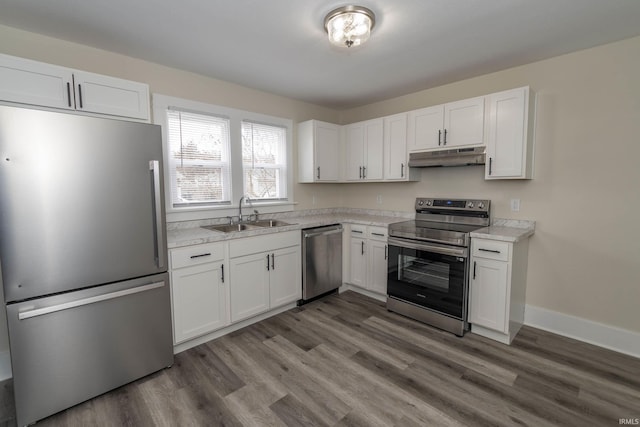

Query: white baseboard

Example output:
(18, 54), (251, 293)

(525, 304), (640, 359)
(339, 284), (386, 302)
(0, 350), (11, 381)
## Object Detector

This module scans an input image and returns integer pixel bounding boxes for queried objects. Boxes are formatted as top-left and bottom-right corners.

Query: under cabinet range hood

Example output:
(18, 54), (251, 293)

(408, 146), (486, 167)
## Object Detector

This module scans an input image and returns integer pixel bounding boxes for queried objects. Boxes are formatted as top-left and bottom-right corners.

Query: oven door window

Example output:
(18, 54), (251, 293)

(387, 245), (467, 319)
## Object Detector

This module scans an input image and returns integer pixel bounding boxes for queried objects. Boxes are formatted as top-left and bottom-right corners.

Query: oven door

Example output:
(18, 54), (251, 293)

(387, 237), (468, 320)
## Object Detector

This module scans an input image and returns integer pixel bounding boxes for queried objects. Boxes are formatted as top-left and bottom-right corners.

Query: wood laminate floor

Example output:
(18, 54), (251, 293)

(1, 291), (639, 426)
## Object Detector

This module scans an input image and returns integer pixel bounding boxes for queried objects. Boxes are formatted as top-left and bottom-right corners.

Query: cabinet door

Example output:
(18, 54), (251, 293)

(269, 245), (302, 308)
(368, 240), (388, 294)
(384, 113), (408, 180)
(229, 252), (270, 322)
(349, 237), (367, 287)
(485, 87), (529, 179)
(0, 53), (74, 110)
(469, 258), (509, 333)
(73, 71), (150, 120)
(443, 96), (485, 148)
(345, 123), (365, 181)
(407, 105), (443, 152)
(171, 261), (227, 344)
(314, 122), (340, 181)
(364, 119), (384, 180)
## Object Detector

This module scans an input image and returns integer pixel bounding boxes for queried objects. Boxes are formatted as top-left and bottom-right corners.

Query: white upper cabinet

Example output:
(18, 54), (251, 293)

(0, 53), (73, 110)
(344, 118), (383, 181)
(485, 86), (535, 179)
(72, 71), (150, 120)
(0, 53), (150, 121)
(408, 96), (485, 152)
(407, 105), (444, 152)
(444, 96), (485, 148)
(298, 120), (341, 182)
(383, 112), (417, 181)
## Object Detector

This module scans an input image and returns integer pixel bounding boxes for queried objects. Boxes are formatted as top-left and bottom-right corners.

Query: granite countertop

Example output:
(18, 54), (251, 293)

(470, 219), (536, 243)
(167, 208), (412, 249)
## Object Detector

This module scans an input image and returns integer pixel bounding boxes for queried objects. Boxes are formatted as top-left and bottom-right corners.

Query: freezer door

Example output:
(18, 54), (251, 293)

(6, 273), (173, 426)
(0, 105), (167, 302)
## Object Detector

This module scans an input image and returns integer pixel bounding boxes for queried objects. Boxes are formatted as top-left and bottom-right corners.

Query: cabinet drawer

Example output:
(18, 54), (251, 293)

(368, 226), (388, 240)
(171, 242), (225, 269)
(350, 224), (367, 236)
(472, 240), (509, 262)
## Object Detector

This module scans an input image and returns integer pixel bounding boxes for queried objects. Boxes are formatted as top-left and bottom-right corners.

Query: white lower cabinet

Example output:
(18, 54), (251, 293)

(345, 224), (388, 297)
(228, 252), (271, 323)
(229, 231), (301, 323)
(469, 237), (529, 344)
(170, 242), (228, 344)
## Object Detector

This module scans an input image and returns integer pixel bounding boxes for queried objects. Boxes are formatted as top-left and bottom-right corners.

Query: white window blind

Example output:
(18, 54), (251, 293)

(166, 109), (231, 207)
(241, 121), (287, 200)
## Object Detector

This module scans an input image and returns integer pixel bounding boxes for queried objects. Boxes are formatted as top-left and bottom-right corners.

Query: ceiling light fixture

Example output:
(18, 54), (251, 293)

(324, 5), (376, 48)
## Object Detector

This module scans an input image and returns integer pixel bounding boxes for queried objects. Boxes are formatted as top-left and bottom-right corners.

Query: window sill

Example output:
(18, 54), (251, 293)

(166, 201), (296, 223)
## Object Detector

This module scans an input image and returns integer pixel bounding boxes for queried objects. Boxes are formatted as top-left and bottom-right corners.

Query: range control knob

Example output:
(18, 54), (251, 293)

(425, 200), (432, 206)
(478, 202), (485, 209)
(467, 201), (475, 209)
(418, 200), (424, 206)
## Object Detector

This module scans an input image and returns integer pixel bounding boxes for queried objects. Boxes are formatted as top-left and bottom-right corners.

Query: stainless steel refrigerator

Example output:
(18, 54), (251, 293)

(0, 105), (173, 426)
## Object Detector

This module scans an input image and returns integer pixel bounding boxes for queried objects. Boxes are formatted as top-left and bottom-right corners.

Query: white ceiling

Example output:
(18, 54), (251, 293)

(1, 0), (640, 109)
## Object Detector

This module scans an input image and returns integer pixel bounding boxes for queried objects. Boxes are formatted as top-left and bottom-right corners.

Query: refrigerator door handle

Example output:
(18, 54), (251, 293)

(18, 281), (165, 320)
(150, 160), (166, 269)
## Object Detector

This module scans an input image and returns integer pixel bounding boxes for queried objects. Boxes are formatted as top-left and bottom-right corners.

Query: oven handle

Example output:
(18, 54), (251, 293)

(387, 237), (468, 258)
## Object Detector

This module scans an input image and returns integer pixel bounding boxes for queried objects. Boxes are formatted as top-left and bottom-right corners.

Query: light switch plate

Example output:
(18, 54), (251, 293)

(511, 198), (521, 212)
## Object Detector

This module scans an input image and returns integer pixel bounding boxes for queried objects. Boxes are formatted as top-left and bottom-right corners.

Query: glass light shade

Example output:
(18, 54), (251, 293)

(324, 6), (375, 48)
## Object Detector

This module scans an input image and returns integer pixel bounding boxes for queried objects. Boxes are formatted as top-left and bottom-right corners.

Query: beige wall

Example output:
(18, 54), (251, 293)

(337, 36), (640, 333)
(0, 25), (638, 355)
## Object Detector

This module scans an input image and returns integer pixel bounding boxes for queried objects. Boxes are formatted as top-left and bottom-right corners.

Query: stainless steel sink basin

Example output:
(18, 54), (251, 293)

(253, 219), (293, 228)
(202, 223), (262, 233)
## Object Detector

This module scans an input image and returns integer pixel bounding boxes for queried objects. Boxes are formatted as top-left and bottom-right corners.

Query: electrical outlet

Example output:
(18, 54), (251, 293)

(312, 195), (316, 205)
(510, 198), (521, 212)
(376, 195), (383, 204)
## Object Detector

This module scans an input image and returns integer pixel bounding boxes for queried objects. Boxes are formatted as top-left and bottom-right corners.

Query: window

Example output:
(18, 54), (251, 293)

(153, 94), (294, 221)
(242, 121), (287, 201)
(166, 110), (231, 208)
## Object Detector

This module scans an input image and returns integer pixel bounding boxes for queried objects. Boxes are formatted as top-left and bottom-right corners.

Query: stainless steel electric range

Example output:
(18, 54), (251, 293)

(387, 197), (490, 336)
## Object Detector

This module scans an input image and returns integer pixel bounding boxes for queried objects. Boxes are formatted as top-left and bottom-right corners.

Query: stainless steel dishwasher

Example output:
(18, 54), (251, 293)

(301, 224), (343, 303)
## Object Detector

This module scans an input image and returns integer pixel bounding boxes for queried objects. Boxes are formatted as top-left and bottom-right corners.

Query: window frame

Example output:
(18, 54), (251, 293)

(241, 120), (288, 202)
(153, 94), (294, 222)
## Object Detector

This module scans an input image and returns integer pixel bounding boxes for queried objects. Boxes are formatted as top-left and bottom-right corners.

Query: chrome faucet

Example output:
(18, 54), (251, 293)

(238, 195), (251, 222)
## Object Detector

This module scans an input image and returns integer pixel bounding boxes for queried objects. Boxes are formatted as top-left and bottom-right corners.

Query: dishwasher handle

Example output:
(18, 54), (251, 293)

(303, 226), (343, 239)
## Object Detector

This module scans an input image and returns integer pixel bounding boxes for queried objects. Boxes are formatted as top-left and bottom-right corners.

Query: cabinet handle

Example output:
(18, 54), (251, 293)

(317, 167), (320, 180)
(266, 254), (270, 271)
(77, 84), (83, 109)
(221, 264), (224, 283)
(473, 261), (477, 279)
(359, 166), (362, 179)
(189, 253), (211, 259)
(66, 82), (72, 107)
(443, 129), (447, 145)
(479, 248), (501, 254)
(401, 163), (404, 178)
(362, 166), (366, 179)
(352, 230), (363, 234)
(489, 157), (493, 175)
(438, 129), (442, 146)
(271, 253), (275, 270)
(385, 245), (388, 260)
(371, 232), (385, 237)
(361, 241), (364, 255)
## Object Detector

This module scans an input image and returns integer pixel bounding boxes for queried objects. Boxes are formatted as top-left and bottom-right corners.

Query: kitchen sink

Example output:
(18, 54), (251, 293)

(202, 223), (262, 233)
(253, 219), (293, 228)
